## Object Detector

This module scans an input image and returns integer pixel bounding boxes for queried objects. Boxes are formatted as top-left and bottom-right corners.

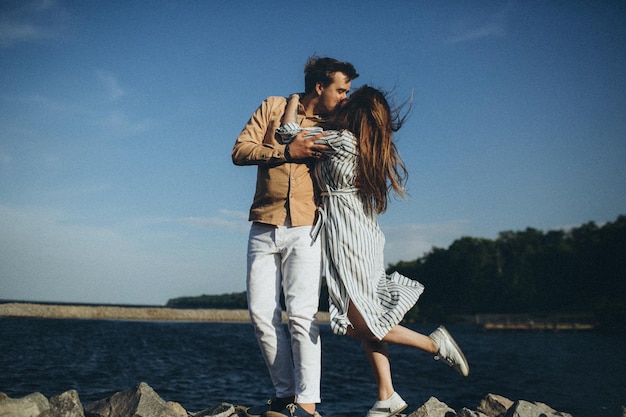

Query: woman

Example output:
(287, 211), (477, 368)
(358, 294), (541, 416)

(301, 86), (470, 417)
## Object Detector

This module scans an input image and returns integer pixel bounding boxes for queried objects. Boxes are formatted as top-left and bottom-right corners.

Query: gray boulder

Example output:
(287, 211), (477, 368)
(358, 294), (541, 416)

(0, 386), (591, 417)
(0, 391), (50, 417)
(457, 407), (489, 417)
(191, 403), (235, 417)
(504, 399), (573, 417)
(477, 394), (515, 417)
(407, 396), (456, 417)
(84, 382), (187, 417)
(40, 390), (84, 417)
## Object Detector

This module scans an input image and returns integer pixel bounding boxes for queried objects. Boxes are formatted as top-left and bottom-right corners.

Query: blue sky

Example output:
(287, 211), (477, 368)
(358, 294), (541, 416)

(1, 0), (625, 305)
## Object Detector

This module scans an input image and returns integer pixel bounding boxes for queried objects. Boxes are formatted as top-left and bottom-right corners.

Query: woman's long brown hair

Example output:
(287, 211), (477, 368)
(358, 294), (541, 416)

(331, 86), (409, 214)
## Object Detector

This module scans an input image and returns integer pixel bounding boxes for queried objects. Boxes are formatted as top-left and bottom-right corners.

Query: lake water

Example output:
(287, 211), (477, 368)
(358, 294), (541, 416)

(0, 318), (624, 417)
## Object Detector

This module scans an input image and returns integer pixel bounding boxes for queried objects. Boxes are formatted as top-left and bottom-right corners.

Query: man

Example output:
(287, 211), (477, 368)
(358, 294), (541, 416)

(232, 56), (359, 417)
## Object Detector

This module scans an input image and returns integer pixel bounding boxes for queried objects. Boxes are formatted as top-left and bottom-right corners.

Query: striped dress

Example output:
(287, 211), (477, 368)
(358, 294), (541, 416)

(313, 130), (425, 340)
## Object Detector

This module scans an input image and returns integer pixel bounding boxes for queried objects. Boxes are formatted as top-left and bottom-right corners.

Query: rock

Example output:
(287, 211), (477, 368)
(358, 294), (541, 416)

(0, 386), (590, 417)
(407, 396), (456, 417)
(192, 403), (235, 417)
(84, 382), (187, 417)
(504, 399), (572, 417)
(457, 407), (489, 417)
(167, 401), (188, 417)
(0, 391), (50, 417)
(40, 390), (84, 417)
(477, 394), (514, 417)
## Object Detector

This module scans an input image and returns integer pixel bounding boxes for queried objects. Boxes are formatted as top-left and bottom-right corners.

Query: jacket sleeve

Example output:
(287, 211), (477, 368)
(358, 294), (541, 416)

(232, 98), (288, 166)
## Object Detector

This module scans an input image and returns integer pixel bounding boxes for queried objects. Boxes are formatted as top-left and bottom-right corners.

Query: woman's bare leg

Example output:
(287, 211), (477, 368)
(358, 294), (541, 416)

(382, 324), (438, 354)
(344, 299), (470, 395)
(346, 301), (438, 354)
(347, 302), (395, 401)
(361, 338), (395, 401)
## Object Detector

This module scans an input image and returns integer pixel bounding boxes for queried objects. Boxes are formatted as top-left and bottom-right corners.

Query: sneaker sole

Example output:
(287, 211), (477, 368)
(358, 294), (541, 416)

(368, 403), (408, 417)
(391, 404), (408, 416)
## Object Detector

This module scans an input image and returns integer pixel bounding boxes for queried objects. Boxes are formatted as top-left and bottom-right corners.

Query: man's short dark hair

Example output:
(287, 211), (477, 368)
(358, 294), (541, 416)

(304, 56), (359, 94)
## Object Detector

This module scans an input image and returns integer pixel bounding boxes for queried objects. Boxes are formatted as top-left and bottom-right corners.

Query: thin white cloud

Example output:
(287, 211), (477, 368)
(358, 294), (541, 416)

(100, 111), (152, 135)
(92, 72), (157, 136)
(97, 71), (126, 101)
(382, 220), (470, 264)
(0, 21), (44, 47)
(120, 210), (250, 233)
(177, 209), (249, 232)
(7, 92), (152, 138)
(447, 22), (506, 44)
(0, 204), (247, 304)
(445, 2), (514, 45)
(15, 93), (74, 112)
(218, 209), (249, 219)
(0, 0), (65, 47)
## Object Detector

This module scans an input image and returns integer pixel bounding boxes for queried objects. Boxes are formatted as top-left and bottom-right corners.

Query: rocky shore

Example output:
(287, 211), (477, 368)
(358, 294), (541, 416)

(0, 302), (330, 322)
(0, 382), (597, 417)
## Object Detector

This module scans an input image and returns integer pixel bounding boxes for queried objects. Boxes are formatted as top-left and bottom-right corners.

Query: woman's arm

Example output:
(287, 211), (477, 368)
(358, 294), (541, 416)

(281, 94), (300, 125)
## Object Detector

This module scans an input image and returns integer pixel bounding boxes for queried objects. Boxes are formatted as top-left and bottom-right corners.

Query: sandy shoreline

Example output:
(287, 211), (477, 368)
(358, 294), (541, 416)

(0, 302), (330, 323)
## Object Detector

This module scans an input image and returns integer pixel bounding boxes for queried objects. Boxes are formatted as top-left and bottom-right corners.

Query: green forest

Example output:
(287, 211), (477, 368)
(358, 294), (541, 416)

(167, 215), (626, 330)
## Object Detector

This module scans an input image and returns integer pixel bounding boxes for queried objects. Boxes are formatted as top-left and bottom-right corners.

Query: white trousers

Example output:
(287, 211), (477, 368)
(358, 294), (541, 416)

(247, 222), (322, 404)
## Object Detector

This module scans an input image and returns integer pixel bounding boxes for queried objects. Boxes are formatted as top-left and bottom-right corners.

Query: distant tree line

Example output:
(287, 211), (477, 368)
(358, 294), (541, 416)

(394, 215), (625, 328)
(166, 215), (625, 329)
(166, 292), (247, 309)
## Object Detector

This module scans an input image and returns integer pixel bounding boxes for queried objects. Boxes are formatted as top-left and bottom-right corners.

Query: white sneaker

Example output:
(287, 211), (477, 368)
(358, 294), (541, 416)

(429, 325), (470, 377)
(366, 392), (407, 417)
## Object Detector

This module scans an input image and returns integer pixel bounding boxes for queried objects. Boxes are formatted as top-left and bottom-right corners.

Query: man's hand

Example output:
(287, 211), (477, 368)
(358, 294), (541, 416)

(287, 130), (330, 160)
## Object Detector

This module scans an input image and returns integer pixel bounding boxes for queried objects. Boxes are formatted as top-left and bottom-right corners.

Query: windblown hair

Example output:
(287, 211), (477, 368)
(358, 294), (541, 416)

(304, 56), (359, 94)
(331, 86), (409, 214)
